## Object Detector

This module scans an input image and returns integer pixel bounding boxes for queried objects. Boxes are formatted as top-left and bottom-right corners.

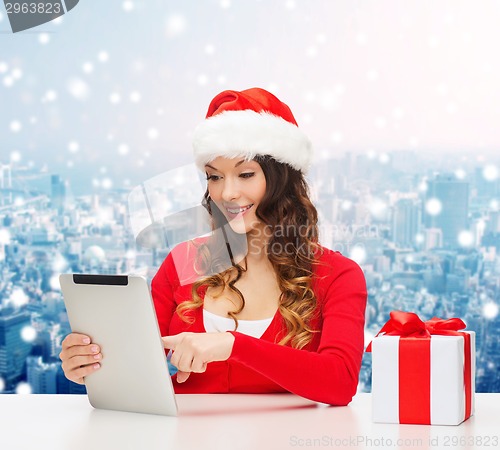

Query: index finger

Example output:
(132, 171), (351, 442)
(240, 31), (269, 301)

(62, 333), (91, 349)
(161, 335), (180, 350)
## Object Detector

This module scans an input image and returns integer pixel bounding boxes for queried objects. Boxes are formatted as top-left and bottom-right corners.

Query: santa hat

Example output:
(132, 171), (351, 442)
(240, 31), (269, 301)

(192, 88), (313, 173)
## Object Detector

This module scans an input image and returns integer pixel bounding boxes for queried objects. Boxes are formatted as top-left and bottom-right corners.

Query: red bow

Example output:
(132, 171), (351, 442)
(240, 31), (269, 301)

(366, 311), (466, 352)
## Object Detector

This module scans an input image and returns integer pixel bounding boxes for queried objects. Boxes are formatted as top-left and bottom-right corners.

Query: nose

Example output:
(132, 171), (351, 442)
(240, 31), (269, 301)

(221, 177), (240, 202)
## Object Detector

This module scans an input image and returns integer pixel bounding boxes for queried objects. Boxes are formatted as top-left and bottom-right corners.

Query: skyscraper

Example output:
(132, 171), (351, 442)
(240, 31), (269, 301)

(51, 174), (66, 212)
(392, 199), (421, 248)
(425, 174), (469, 248)
(0, 164), (13, 206)
(0, 308), (32, 390)
(27, 356), (58, 394)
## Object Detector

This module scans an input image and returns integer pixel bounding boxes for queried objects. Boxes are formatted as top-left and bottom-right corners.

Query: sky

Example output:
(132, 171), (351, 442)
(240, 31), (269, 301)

(1, 0), (500, 191)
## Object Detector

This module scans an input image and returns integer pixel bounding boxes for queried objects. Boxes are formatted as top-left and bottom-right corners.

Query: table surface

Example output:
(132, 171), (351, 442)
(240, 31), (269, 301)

(0, 393), (498, 450)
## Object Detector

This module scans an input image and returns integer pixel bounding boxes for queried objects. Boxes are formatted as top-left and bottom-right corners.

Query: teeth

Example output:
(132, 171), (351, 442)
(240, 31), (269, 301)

(227, 204), (252, 214)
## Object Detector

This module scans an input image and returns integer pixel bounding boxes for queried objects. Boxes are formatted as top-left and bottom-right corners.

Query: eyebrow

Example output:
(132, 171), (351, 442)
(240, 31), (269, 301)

(205, 159), (247, 171)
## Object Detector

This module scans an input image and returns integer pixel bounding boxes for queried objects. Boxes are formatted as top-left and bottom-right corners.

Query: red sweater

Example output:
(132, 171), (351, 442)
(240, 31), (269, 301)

(151, 242), (367, 406)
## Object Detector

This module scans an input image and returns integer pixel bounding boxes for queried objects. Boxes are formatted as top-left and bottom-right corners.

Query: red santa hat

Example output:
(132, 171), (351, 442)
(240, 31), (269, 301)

(192, 88), (313, 173)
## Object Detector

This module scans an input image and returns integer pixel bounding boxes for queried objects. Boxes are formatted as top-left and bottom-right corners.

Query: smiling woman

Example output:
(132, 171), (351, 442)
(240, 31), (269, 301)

(60, 88), (367, 406)
(204, 157), (267, 234)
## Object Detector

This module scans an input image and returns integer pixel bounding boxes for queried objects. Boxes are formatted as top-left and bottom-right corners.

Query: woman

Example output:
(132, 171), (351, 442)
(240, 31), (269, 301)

(60, 88), (367, 405)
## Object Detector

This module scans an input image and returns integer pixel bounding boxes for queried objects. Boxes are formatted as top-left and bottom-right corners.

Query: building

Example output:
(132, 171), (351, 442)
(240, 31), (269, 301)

(27, 356), (58, 394)
(51, 175), (67, 213)
(392, 198), (421, 248)
(424, 174), (469, 248)
(0, 308), (32, 390)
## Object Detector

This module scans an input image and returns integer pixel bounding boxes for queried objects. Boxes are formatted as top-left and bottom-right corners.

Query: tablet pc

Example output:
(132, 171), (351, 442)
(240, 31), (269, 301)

(59, 274), (178, 416)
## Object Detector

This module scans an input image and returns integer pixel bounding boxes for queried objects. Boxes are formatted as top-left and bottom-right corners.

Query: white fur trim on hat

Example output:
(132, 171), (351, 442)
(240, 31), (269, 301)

(192, 110), (313, 173)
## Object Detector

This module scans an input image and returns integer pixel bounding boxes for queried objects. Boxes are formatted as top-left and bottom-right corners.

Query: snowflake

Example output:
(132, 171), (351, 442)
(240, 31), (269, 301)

(38, 33), (50, 44)
(166, 14), (187, 37)
(98, 51), (109, 62)
(109, 92), (121, 104)
(130, 91), (141, 102)
(3, 76), (14, 88)
(123, 1), (134, 12)
(341, 200), (352, 211)
(82, 62), (94, 74)
(457, 230), (474, 247)
(197, 74), (208, 86)
(0, 229), (11, 245)
(350, 246), (367, 265)
(483, 164), (498, 181)
(330, 131), (343, 144)
(67, 78), (90, 100)
(483, 302), (499, 320)
(147, 128), (159, 140)
(10, 150), (22, 162)
(118, 144), (129, 155)
(10, 121), (22, 133)
(16, 382), (32, 395)
(11, 68), (23, 80)
(425, 198), (442, 216)
(49, 275), (62, 290)
(21, 326), (37, 343)
(10, 288), (29, 307)
(379, 153), (390, 164)
(101, 178), (113, 189)
(68, 141), (80, 153)
(43, 90), (57, 103)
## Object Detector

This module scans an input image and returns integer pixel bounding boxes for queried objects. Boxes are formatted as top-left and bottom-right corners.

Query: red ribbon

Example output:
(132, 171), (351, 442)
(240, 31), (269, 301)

(367, 311), (472, 424)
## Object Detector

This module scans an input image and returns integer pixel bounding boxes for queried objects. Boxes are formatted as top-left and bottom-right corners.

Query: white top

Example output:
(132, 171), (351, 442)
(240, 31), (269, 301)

(203, 308), (273, 338)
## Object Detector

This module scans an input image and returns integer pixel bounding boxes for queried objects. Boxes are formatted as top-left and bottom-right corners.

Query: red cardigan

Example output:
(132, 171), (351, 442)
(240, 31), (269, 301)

(151, 242), (367, 405)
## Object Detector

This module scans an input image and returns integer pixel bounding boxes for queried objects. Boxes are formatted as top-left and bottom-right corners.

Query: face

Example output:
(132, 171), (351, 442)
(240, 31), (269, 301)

(205, 156), (267, 235)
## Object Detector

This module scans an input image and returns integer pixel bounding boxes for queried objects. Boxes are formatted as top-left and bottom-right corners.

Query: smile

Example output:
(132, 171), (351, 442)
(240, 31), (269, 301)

(226, 204), (253, 215)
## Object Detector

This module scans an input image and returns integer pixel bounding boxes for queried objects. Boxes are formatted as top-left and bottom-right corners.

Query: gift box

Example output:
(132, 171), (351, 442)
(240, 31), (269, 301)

(368, 311), (475, 425)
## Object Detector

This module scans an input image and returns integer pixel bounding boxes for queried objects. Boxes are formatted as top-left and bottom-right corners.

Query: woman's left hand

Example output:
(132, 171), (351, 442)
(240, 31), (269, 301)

(161, 332), (235, 384)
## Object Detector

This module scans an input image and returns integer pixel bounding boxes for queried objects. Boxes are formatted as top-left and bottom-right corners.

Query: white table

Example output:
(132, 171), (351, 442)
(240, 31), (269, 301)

(0, 393), (498, 450)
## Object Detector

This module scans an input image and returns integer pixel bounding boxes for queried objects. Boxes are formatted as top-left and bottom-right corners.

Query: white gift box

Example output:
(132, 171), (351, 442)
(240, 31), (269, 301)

(371, 332), (475, 425)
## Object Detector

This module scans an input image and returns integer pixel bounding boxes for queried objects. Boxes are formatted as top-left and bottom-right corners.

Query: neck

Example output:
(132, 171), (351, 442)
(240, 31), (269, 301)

(245, 229), (270, 264)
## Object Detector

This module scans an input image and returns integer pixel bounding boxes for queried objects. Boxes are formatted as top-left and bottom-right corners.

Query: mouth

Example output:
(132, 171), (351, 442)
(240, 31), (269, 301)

(225, 204), (253, 218)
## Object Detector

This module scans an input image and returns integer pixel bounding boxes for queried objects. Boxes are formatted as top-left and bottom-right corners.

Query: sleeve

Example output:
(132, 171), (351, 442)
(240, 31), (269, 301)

(151, 253), (178, 337)
(227, 255), (367, 406)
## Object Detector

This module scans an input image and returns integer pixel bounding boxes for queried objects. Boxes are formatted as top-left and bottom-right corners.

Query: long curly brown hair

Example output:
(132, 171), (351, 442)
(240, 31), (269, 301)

(176, 155), (323, 349)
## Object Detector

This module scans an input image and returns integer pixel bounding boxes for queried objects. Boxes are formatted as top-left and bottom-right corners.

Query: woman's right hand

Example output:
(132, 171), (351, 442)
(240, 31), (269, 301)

(59, 333), (102, 385)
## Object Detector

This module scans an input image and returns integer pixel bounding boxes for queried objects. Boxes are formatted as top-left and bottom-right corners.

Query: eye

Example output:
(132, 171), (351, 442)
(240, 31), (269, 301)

(206, 174), (221, 182)
(240, 172), (255, 179)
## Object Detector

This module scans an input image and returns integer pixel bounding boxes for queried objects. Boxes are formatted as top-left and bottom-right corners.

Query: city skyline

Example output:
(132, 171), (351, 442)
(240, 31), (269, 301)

(1, 148), (499, 394)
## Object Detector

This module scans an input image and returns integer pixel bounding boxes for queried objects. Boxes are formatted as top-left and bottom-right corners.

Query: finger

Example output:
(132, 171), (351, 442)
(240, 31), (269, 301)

(161, 335), (181, 350)
(191, 359), (207, 373)
(62, 353), (102, 373)
(62, 333), (91, 349)
(176, 371), (191, 383)
(174, 352), (196, 373)
(69, 362), (101, 384)
(60, 344), (100, 362)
